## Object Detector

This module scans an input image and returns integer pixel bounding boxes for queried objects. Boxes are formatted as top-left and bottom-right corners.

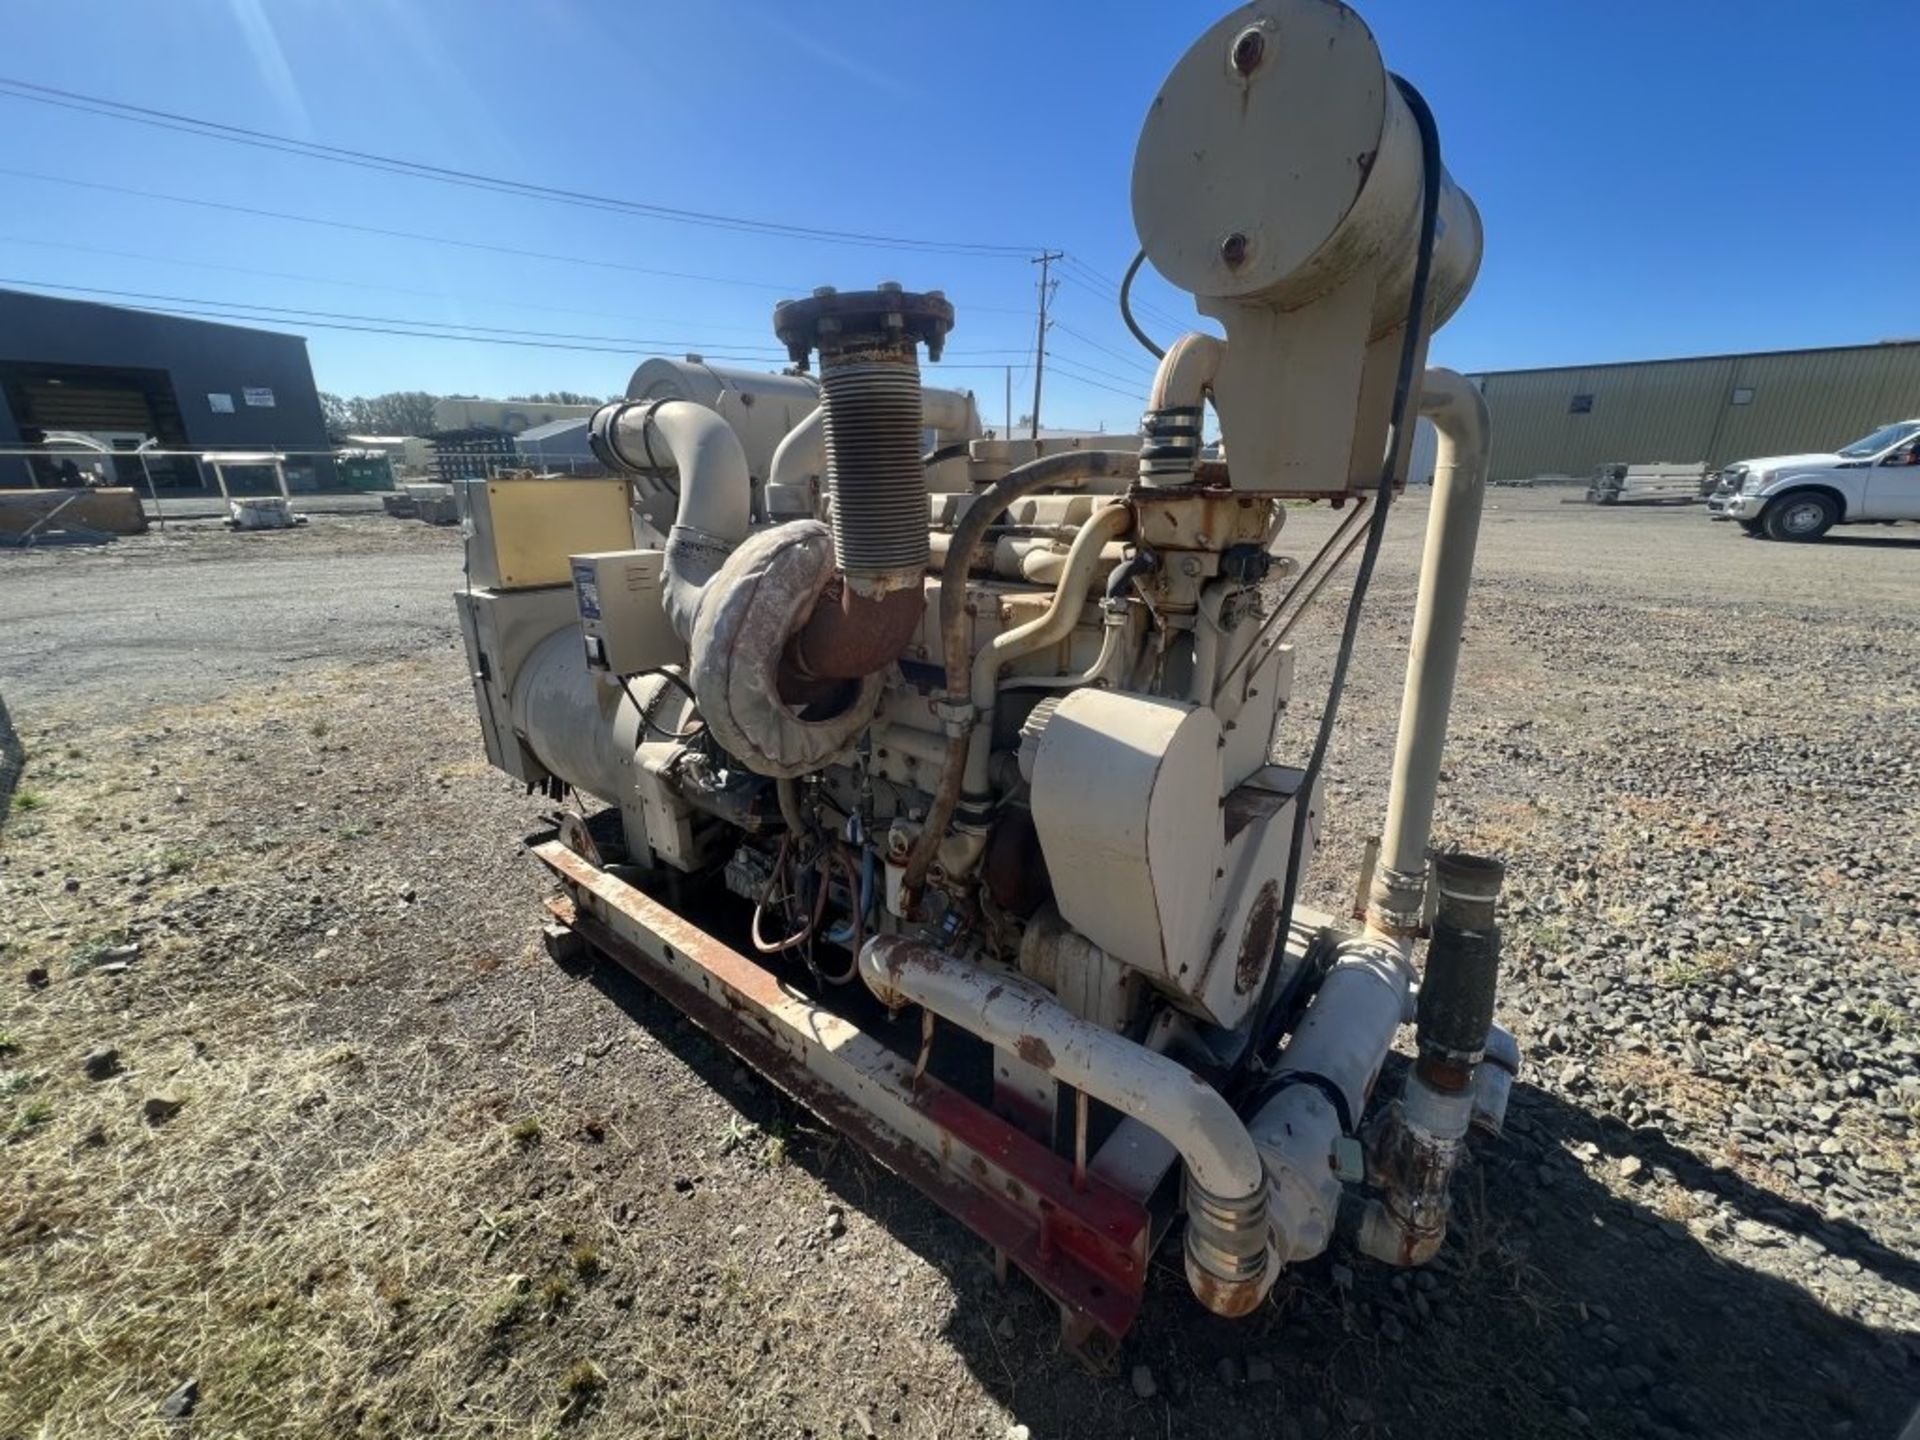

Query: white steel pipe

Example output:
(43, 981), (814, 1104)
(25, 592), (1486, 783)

(860, 935), (1276, 1315)
(1370, 367), (1491, 930)
(960, 502), (1133, 794)
(592, 398), (755, 641)
(767, 385), (982, 492)
(598, 399), (751, 543)
(1146, 331), (1225, 411)
(1245, 936), (1414, 1265)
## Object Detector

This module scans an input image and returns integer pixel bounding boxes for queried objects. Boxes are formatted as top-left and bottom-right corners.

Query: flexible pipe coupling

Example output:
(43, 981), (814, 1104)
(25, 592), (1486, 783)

(1417, 852), (1505, 1084)
(1183, 1174), (1278, 1318)
(1366, 859), (1428, 938)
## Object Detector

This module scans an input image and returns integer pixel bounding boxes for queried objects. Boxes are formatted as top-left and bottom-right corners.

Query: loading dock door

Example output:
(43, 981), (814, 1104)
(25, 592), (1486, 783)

(0, 360), (196, 488)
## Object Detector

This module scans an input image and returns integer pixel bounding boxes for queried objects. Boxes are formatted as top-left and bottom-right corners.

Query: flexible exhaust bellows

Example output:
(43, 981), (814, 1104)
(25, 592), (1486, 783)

(820, 357), (929, 593)
(774, 285), (956, 599)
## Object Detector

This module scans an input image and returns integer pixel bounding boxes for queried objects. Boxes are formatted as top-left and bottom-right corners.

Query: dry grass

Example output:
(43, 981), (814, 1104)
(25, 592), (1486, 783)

(0, 663), (815, 1438)
(0, 647), (1024, 1439)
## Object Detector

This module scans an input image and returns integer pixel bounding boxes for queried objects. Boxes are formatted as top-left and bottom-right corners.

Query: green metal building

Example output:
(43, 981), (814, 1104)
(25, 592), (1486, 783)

(1468, 339), (1920, 482)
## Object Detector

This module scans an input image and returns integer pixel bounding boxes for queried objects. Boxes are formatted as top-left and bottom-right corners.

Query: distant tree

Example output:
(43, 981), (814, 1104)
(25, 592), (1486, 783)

(508, 391), (608, 406)
(359, 392), (440, 437)
(318, 392), (354, 443)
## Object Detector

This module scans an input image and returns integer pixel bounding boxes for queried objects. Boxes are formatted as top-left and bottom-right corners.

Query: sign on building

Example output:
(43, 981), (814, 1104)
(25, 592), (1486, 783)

(207, 393), (235, 413)
(243, 387), (277, 408)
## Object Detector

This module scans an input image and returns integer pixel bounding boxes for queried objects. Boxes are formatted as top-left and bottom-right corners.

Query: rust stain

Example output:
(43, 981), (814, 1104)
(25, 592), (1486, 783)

(1014, 1035), (1056, 1071)
(1187, 1264), (1266, 1319)
(1234, 879), (1282, 995)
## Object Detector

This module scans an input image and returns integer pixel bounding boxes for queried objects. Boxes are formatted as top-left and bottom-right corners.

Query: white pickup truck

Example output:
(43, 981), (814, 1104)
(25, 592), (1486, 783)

(1716, 419), (1920, 540)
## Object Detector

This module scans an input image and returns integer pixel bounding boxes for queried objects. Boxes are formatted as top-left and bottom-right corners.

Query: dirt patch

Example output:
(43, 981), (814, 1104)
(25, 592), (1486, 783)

(2, 500), (1917, 1439)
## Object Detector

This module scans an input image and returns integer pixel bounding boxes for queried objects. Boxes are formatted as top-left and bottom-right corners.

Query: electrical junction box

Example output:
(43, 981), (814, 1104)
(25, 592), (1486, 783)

(570, 549), (680, 677)
(460, 476), (633, 590)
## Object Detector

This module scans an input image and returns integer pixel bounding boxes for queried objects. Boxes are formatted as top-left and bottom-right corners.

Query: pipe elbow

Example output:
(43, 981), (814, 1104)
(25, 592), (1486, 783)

(921, 386), (982, 441)
(593, 399), (752, 542)
(1149, 332), (1226, 412)
(1417, 367), (1491, 491)
(768, 405), (826, 492)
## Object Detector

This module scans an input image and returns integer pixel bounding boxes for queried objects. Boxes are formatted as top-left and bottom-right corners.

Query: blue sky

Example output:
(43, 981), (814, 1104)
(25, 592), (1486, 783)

(3, 1), (1915, 432)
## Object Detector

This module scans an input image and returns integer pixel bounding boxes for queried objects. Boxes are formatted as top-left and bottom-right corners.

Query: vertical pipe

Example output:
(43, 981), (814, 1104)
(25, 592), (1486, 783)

(1369, 368), (1491, 933)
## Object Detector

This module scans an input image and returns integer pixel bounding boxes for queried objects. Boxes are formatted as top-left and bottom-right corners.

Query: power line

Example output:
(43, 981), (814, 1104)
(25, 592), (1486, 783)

(0, 233), (792, 334)
(0, 173), (1046, 323)
(1041, 344), (1154, 390)
(0, 277), (1086, 377)
(0, 276), (793, 352)
(1060, 266), (1190, 335)
(1049, 320), (1157, 377)
(0, 77), (1039, 258)
(0, 167), (813, 292)
(1057, 258), (1190, 336)
(1043, 356), (1147, 401)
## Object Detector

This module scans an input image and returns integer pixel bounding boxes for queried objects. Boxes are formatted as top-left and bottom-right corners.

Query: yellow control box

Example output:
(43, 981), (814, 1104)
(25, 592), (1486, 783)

(461, 476), (632, 590)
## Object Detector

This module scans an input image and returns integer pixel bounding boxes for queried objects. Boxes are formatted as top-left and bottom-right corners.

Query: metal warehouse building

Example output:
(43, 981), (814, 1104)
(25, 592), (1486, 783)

(0, 287), (331, 491)
(1469, 339), (1920, 483)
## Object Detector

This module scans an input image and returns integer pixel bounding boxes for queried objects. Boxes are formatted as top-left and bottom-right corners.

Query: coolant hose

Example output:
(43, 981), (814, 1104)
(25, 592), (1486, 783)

(899, 449), (1141, 910)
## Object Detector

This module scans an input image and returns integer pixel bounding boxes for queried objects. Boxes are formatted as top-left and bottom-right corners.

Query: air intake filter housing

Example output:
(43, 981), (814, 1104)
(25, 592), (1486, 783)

(773, 285), (955, 597)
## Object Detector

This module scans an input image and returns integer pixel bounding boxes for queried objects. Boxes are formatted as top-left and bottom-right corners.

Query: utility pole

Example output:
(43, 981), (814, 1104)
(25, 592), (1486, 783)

(1004, 365), (1013, 439)
(1029, 250), (1062, 440)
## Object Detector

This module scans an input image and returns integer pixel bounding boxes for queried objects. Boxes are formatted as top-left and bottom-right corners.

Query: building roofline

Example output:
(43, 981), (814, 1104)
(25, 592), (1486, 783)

(0, 285), (311, 348)
(1467, 337), (1920, 382)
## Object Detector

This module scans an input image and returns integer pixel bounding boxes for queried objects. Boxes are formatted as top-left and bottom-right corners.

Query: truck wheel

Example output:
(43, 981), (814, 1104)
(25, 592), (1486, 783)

(1763, 493), (1836, 542)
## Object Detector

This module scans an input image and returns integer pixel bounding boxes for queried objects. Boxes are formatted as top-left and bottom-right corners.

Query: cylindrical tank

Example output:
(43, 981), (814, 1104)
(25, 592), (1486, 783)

(1131, 0), (1481, 337)
(509, 628), (632, 806)
(625, 358), (819, 482)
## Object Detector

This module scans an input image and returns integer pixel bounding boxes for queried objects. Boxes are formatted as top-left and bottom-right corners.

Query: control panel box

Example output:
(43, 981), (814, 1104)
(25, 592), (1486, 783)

(461, 476), (632, 590)
(569, 549), (681, 677)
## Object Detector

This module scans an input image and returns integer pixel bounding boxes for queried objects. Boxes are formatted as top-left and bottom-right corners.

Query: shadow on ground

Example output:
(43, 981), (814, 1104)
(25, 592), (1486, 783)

(1814, 534), (1920, 551)
(574, 949), (1917, 1440)
(0, 691), (25, 827)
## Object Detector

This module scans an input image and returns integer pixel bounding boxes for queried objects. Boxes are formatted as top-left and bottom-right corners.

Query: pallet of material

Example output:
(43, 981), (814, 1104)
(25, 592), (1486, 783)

(1585, 462), (1708, 506)
(0, 487), (148, 540)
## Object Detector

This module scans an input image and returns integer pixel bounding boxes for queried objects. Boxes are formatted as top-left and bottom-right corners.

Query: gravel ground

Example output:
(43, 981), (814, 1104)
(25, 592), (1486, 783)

(0, 496), (1915, 1439)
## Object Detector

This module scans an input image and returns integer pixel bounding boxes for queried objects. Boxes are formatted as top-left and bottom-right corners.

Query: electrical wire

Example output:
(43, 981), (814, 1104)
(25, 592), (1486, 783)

(1061, 255), (1189, 336)
(1118, 249), (1168, 361)
(1039, 347), (1154, 390)
(751, 834), (828, 954)
(0, 166), (819, 291)
(0, 275), (797, 354)
(1041, 356), (1146, 400)
(1246, 75), (1446, 1068)
(0, 287), (783, 359)
(620, 670), (704, 742)
(0, 78), (1039, 257)
(1049, 319), (1158, 376)
(0, 233), (801, 331)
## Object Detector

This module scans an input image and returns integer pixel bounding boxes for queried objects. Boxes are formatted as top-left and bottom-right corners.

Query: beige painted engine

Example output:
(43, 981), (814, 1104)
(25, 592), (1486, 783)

(455, 0), (1520, 1357)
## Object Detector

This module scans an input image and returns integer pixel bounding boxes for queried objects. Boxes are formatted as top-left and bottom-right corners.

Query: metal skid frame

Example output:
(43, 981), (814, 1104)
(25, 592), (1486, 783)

(532, 839), (1162, 1360)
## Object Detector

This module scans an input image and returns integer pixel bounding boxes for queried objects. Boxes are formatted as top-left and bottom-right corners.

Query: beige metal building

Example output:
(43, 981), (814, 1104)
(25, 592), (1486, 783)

(1469, 339), (1920, 482)
(429, 397), (597, 436)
